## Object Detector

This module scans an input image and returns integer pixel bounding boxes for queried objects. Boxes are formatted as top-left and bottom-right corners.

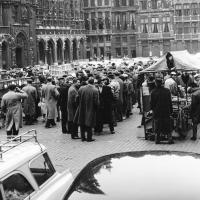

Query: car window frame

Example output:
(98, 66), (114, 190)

(1, 170), (36, 200)
(29, 152), (56, 189)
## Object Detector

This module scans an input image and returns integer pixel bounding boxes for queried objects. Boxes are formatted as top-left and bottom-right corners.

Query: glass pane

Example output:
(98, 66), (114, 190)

(3, 173), (34, 200)
(30, 153), (55, 187)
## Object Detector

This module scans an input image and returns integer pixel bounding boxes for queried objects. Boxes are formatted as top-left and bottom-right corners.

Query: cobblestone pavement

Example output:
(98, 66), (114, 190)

(1, 108), (200, 177)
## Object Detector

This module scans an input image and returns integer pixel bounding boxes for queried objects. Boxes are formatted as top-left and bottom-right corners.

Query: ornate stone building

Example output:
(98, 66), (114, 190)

(136, 0), (174, 57)
(0, 0), (86, 69)
(36, 0), (86, 66)
(83, 0), (137, 59)
(83, 0), (112, 59)
(111, 0), (137, 58)
(173, 0), (200, 53)
(0, 0), (37, 69)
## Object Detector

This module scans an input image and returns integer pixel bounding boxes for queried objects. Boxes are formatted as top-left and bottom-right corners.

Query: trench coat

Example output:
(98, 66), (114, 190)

(67, 85), (78, 122)
(22, 84), (37, 117)
(42, 82), (59, 120)
(74, 84), (99, 127)
(1, 91), (28, 131)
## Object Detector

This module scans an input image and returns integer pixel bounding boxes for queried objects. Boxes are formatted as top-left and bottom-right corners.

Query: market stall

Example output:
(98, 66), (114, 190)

(140, 50), (200, 141)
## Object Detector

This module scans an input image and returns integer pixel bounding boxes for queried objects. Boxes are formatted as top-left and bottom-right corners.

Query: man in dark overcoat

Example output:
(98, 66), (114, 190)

(22, 79), (38, 125)
(67, 78), (80, 139)
(74, 77), (99, 142)
(189, 88), (200, 140)
(150, 74), (174, 144)
(57, 76), (69, 133)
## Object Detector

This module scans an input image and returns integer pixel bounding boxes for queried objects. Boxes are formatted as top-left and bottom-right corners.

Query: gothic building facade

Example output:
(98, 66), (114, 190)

(0, 0), (37, 69)
(0, 0), (86, 69)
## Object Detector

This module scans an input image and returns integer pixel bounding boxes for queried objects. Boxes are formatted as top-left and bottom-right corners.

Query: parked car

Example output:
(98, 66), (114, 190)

(0, 129), (73, 200)
(63, 151), (200, 200)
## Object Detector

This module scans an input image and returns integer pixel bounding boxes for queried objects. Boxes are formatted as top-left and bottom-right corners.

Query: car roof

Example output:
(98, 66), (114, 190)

(0, 142), (46, 179)
(65, 151), (200, 200)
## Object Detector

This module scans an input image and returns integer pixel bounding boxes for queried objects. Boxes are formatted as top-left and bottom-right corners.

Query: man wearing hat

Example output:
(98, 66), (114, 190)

(150, 74), (174, 144)
(22, 79), (38, 125)
(188, 87), (200, 140)
(42, 77), (59, 128)
(164, 72), (178, 96)
(1, 84), (28, 139)
(57, 76), (69, 133)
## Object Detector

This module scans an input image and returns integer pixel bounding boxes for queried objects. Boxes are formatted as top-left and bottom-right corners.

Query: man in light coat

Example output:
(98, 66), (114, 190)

(22, 79), (38, 125)
(42, 77), (59, 128)
(1, 84), (28, 139)
(74, 77), (99, 142)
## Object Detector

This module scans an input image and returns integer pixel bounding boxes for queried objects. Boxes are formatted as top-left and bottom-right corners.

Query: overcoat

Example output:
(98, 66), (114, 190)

(67, 85), (78, 122)
(115, 77), (124, 103)
(74, 84), (99, 127)
(42, 82), (59, 119)
(101, 85), (114, 123)
(22, 84), (37, 117)
(1, 91), (28, 131)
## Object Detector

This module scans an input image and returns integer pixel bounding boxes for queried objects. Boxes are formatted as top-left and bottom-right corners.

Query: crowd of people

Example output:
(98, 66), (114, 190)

(2, 56), (200, 144)
(0, 59), (155, 142)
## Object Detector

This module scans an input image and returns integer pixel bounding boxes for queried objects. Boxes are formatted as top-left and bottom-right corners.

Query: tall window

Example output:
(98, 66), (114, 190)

(91, 0), (95, 6)
(83, 0), (88, 7)
(98, 12), (104, 29)
(116, 14), (120, 30)
(122, 14), (127, 30)
(183, 22), (190, 33)
(152, 0), (158, 9)
(129, 0), (134, 6)
(191, 22), (198, 34)
(84, 13), (90, 30)
(176, 23), (183, 34)
(183, 4), (190, 16)
(191, 3), (198, 15)
(115, 0), (120, 7)
(105, 0), (109, 5)
(163, 16), (170, 32)
(152, 17), (159, 33)
(141, 18), (148, 33)
(140, 1), (147, 10)
(91, 12), (97, 30)
(175, 4), (182, 16)
(130, 13), (135, 30)
(105, 11), (111, 29)
(98, 0), (102, 6)
(122, 0), (127, 6)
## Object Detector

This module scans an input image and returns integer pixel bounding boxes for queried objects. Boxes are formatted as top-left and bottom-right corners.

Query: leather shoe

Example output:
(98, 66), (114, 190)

(111, 131), (115, 134)
(82, 138), (86, 142)
(191, 137), (197, 141)
(87, 139), (95, 142)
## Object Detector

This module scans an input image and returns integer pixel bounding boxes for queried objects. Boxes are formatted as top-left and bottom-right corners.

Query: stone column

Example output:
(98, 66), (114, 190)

(54, 40), (58, 64)
(77, 40), (80, 60)
(70, 40), (73, 62)
(44, 42), (48, 65)
(62, 45), (65, 64)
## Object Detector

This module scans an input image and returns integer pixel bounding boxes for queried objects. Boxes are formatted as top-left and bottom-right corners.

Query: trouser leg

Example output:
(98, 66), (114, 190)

(192, 118), (198, 139)
(86, 126), (93, 141)
(109, 123), (115, 133)
(80, 125), (86, 140)
(61, 111), (67, 133)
